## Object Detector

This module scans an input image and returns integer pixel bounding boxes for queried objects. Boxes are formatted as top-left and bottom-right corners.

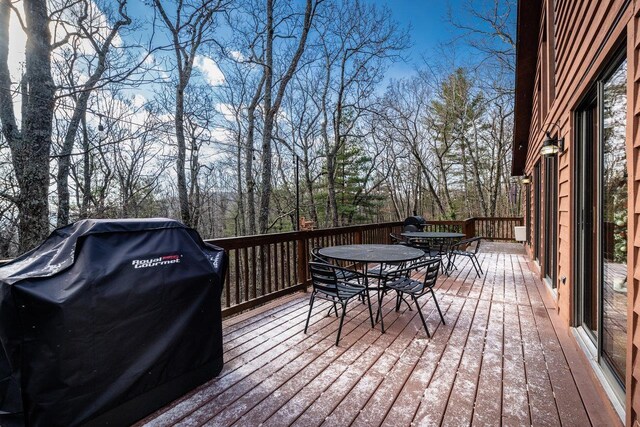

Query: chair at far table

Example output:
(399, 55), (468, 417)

(408, 238), (451, 275)
(379, 257), (445, 338)
(449, 236), (483, 276)
(389, 233), (409, 245)
(304, 262), (374, 346)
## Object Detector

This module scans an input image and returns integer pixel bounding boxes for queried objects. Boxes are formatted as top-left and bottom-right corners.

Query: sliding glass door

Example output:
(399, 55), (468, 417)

(575, 54), (628, 387)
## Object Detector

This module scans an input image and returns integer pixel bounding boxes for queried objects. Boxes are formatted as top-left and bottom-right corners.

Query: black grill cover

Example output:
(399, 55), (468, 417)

(403, 215), (427, 231)
(0, 218), (227, 427)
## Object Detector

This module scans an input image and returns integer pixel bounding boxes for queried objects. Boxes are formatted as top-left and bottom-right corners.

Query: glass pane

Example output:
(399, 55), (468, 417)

(601, 58), (627, 382)
(580, 102), (598, 337)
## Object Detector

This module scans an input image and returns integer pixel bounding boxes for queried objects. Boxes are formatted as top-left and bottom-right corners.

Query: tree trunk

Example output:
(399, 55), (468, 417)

(0, 0), (55, 251)
(175, 82), (191, 226)
(189, 134), (201, 228)
(235, 130), (245, 235)
(258, 0), (315, 233)
(80, 112), (91, 218)
(302, 148), (318, 224)
(258, 0), (274, 234)
(244, 73), (265, 235)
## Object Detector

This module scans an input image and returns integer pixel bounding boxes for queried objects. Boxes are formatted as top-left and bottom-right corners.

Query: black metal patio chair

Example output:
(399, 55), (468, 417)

(408, 238), (452, 274)
(378, 258), (445, 338)
(304, 262), (374, 345)
(310, 247), (361, 284)
(449, 236), (483, 276)
(389, 233), (409, 245)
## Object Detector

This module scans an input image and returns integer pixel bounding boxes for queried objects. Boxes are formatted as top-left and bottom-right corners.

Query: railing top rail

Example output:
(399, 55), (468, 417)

(466, 216), (524, 221)
(423, 220), (466, 225)
(205, 221), (403, 249)
(204, 217), (524, 249)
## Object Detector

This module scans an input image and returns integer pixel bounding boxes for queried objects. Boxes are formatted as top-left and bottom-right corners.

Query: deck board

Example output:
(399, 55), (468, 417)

(136, 243), (621, 427)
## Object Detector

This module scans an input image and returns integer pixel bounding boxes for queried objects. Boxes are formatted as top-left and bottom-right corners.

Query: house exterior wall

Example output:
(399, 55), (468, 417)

(516, 0), (640, 424)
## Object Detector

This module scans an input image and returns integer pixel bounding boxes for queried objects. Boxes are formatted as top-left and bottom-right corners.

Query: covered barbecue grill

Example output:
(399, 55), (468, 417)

(403, 215), (428, 231)
(0, 218), (227, 427)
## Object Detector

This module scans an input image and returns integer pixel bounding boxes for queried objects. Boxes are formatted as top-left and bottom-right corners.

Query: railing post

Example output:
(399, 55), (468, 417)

(355, 229), (363, 244)
(296, 232), (308, 291)
(464, 218), (476, 239)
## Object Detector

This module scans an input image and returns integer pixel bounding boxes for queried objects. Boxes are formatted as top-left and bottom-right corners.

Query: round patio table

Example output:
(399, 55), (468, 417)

(318, 244), (425, 331)
(317, 244), (425, 264)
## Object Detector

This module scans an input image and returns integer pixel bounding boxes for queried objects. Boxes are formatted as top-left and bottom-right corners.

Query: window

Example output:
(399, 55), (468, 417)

(575, 52), (628, 389)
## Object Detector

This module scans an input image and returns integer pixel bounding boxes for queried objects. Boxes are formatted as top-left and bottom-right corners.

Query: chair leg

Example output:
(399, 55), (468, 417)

(336, 301), (347, 346)
(468, 255), (481, 276)
(412, 295), (431, 338)
(365, 291), (374, 328)
(430, 288), (446, 325)
(473, 255), (483, 275)
(450, 253), (458, 270)
(395, 291), (412, 312)
(304, 293), (315, 334)
(377, 288), (385, 333)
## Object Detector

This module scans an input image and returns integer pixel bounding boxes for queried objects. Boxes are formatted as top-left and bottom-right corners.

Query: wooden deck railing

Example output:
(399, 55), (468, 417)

(471, 217), (524, 241)
(0, 216), (523, 317)
(206, 222), (405, 317)
(207, 216), (523, 317)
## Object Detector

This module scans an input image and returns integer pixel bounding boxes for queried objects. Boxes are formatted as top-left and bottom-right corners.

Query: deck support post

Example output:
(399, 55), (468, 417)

(296, 233), (308, 291)
(464, 218), (476, 239)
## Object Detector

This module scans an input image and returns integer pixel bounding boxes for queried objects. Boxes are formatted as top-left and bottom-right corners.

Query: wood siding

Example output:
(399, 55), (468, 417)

(519, 0), (637, 423)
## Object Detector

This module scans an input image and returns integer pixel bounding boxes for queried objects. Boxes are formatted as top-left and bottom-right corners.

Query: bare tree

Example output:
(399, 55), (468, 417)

(153, 0), (227, 227)
(257, 0), (319, 233)
(0, 0), (56, 251)
(55, 0), (134, 226)
(316, 0), (407, 226)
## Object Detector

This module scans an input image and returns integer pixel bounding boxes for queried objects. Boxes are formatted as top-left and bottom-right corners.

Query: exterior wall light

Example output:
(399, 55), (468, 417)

(521, 175), (531, 184)
(540, 123), (564, 156)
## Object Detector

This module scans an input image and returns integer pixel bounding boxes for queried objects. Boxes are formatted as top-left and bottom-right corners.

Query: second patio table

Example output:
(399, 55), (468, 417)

(400, 231), (465, 239)
(400, 231), (465, 273)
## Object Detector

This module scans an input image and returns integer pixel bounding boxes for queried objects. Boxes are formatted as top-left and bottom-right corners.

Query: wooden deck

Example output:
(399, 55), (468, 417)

(136, 243), (621, 427)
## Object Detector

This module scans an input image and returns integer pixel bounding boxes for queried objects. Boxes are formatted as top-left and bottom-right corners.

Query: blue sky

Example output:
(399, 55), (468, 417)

(370, 0), (480, 81)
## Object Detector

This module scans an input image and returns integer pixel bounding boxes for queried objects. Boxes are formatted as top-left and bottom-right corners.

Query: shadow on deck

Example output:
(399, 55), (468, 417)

(135, 243), (621, 427)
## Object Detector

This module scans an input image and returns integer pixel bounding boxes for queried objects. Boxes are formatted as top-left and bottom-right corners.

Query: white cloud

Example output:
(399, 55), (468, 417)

(229, 50), (245, 61)
(132, 93), (147, 108)
(194, 55), (225, 86)
(215, 103), (237, 121)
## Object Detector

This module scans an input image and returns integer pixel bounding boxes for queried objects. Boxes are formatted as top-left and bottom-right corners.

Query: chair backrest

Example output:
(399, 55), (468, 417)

(471, 237), (482, 254)
(421, 258), (441, 289)
(430, 238), (448, 254)
(310, 247), (329, 263)
(308, 261), (339, 294)
(389, 233), (406, 244)
(453, 236), (482, 254)
(385, 257), (439, 283)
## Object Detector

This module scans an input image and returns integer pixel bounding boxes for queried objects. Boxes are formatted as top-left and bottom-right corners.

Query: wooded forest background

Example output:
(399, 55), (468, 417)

(0, 0), (517, 256)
